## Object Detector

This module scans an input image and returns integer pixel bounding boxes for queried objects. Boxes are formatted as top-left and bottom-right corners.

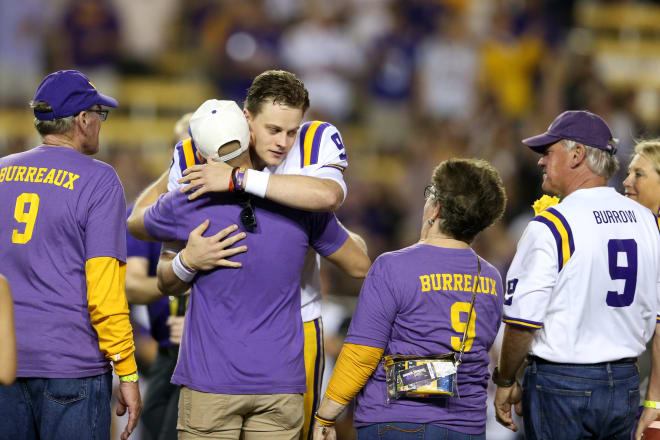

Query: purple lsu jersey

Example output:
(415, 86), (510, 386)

(143, 190), (348, 394)
(0, 145), (127, 377)
(346, 244), (504, 434)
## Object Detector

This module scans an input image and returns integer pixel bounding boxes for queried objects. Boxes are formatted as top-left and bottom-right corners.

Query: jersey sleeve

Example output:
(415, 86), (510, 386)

(307, 213), (349, 257)
(85, 173), (127, 262)
(344, 257), (398, 349)
(503, 220), (559, 329)
(290, 121), (349, 201)
(168, 138), (201, 192)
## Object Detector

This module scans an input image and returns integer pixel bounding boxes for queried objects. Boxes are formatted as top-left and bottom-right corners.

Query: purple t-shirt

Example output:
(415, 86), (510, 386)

(0, 145), (127, 378)
(347, 244), (503, 434)
(144, 190), (347, 394)
(126, 204), (172, 347)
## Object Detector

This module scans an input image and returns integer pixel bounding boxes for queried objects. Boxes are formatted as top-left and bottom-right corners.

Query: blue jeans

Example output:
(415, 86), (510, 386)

(357, 423), (485, 439)
(523, 358), (639, 440)
(0, 372), (113, 440)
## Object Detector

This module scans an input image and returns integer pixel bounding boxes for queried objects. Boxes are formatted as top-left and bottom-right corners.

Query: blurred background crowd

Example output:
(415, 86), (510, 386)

(2, 0), (660, 438)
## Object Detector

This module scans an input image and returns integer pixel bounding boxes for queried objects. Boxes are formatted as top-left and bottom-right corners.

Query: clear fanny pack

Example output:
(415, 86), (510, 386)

(383, 257), (481, 401)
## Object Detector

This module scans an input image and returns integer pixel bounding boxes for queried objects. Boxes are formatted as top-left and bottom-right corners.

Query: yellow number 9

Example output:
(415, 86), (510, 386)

(12, 193), (40, 244)
(451, 301), (477, 352)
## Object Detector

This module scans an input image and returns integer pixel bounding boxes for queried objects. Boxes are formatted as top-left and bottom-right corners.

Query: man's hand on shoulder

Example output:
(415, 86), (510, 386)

(182, 219), (247, 270)
(179, 162), (232, 200)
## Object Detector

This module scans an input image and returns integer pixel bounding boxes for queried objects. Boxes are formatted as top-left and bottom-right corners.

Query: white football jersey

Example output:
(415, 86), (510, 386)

(168, 121), (349, 322)
(504, 187), (660, 363)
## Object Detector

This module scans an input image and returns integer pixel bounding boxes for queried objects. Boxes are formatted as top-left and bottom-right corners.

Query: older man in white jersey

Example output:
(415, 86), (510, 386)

(492, 110), (660, 439)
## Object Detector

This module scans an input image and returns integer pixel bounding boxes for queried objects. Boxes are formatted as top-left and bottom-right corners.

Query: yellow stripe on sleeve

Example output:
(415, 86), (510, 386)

(303, 121), (323, 167)
(539, 211), (572, 267)
(502, 318), (543, 329)
(182, 138), (196, 169)
(325, 343), (384, 406)
(86, 257), (137, 376)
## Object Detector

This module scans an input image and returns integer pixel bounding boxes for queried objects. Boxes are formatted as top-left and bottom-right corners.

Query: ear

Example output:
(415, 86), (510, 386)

(243, 108), (251, 121)
(432, 202), (441, 222)
(195, 151), (207, 164)
(569, 144), (586, 168)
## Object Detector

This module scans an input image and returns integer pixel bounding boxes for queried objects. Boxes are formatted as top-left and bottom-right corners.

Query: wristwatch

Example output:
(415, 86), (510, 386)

(492, 367), (516, 387)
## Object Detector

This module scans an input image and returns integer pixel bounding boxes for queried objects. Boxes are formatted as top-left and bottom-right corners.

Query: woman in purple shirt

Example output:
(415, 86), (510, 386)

(312, 158), (507, 440)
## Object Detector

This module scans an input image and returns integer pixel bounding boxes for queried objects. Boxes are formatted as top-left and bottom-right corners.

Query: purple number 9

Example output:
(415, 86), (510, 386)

(331, 133), (347, 160)
(606, 239), (637, 307)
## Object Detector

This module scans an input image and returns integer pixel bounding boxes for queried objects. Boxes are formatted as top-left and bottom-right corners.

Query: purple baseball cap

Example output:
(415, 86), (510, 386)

(522, 110), (616, 155)
(32, 70), (118, 121)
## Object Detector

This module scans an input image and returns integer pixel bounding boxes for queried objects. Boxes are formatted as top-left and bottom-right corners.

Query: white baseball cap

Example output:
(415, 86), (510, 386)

(189, 99), (250, 162)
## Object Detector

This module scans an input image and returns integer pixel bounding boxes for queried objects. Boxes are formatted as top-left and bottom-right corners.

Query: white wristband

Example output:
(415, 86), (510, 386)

(245, 169), (270, 198)
(172, 252), (196, 283)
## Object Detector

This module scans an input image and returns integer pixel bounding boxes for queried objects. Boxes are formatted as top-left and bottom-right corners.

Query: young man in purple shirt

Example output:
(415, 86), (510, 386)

(0, 70), (141, 440)
(128, 100), (367, 439)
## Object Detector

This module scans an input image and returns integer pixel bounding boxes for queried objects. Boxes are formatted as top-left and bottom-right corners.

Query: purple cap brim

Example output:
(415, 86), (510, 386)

(97, 93), (118, 108)
(522, 133), (561, 151)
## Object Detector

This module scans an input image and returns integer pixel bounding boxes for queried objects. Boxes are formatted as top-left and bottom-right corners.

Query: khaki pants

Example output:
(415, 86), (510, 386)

(177, 387), (303, 439)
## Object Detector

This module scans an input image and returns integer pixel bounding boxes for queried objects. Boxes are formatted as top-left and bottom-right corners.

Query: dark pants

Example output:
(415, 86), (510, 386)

(523, 357), (639, 440)
(357, 423), (485, 440)
(0, 371), (113, 440)
(141, 347), (180, 440)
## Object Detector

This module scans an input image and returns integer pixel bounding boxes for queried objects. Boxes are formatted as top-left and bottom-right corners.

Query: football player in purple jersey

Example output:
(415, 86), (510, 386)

(0, 70), (141, 440)
(312, 158), (507, 440)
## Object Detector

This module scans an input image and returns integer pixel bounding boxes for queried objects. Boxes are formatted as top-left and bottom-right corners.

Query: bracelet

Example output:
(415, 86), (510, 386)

(234, 167), (247, 192)
(314, 413), (336, 427)
(119, 372), (139, 383)
(492, 367), (516, 387)
(245, 169), (269, 198)
(645, 400), (660, 409)
(229, 167), (237, 192)
(172, 251), (196, 283)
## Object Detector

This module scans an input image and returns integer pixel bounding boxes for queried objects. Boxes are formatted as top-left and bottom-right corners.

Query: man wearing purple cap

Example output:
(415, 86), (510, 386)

(492, 110), (660, 439)
(0, 70), (142, 440)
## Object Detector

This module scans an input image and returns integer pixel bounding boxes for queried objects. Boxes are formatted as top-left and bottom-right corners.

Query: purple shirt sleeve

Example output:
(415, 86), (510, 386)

(345, 257), (398, 349)
(85, 179), (127, 262)
(143, 192), (179, 243)
(308, 213), (348, 257)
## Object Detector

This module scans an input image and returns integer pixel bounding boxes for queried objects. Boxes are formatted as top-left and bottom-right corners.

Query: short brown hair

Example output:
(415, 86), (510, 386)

(430, 158), (506, 243)
(244, 70), (310, 115)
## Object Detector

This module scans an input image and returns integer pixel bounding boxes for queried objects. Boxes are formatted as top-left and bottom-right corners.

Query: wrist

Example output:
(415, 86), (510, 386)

(172, 251), (197, 283)
(314, 412), (336, 427)
(645, 400), (660, 409)
(179, 249), (196, 271)
(492, 366), (516, 387)
(245, 169), (269, 198)
(119, 372), (139, 383)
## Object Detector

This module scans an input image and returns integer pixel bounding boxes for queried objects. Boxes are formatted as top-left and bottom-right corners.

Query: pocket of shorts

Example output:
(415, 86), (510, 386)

(271, 394), (303, 430)
(44, 378), (87, 405)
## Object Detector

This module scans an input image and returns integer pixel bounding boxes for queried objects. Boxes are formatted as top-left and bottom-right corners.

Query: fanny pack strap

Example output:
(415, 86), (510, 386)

(456, 255), (481, 367)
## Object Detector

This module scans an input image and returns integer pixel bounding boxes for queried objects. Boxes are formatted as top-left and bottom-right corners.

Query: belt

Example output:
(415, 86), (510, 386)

(528, 355), (637, 366)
